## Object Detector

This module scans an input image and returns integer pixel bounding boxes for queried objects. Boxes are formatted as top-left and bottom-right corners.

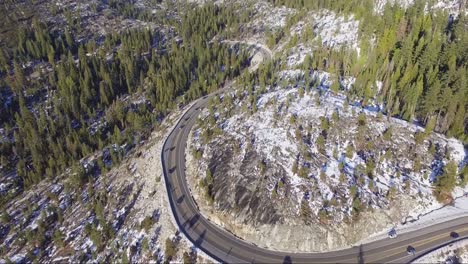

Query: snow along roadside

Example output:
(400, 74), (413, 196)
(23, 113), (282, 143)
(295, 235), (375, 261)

(356, 195), (468, 246)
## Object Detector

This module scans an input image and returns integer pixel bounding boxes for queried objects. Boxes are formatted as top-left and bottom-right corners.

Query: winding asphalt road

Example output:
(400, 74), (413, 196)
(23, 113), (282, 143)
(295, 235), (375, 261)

(161, 91), (468, 263)
(161, 41), (468, 263)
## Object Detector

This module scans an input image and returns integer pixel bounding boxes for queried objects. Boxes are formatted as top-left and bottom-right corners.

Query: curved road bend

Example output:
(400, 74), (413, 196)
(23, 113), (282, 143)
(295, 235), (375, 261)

(161, 92), (468, 263)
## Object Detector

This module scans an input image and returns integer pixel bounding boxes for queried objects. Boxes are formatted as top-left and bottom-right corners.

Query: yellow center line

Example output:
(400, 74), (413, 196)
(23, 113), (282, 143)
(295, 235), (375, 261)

(365, 227), (468, 262)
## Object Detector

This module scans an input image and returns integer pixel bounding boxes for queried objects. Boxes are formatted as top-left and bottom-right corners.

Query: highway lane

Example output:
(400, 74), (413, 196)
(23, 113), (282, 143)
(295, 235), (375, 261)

(161, 92), (468, 263)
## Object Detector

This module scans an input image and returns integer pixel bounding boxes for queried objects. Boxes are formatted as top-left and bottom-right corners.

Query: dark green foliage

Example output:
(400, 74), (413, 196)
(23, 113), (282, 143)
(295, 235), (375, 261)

(266, 29), (285, 49)
(434, 161), (458, 202)
(292, 160), (298, 175)
(413, 156), (422, 172)
(320, 171), (327, 182)
(319, 116), (330, 131)
(298, 165), (309, 178)
(300, 199), (312, 222)
(266, 0), (374, 19)
(53, 229), (64, 248)
(425, 116), (436, 135)
(1, 212), (11, 223)
(339, 173), (346, 184)
(289, 0), (468, 143)
(193, 149), (203, 160)
(331, 111), (339, 123)
(461, 166), (468, 187)
(318, 208), (329, 223)
(330, 78), (340, 93)
(141, 237), (149, 252)
(383, 126), (393, 141)
(316, 135), (326, 154)
(259, 160), (267, 175)
(200, 168), (215, 204)
(183, 249), (197, 264)
(414, 131), (426, 145)
(183, 252), (192, 264)
(140, 216), (154, 232)
(357, 113), (366, 126)
(345, 144), (354, 159)
(165, 238), (178, 262)
(121, 251), (129, 264)
(349, 185), (358, 198)
(365, 159), (376, 178)
(352, 197), (363, 217)
(289, 114), (297, 125)
(0, 3), (249, 198)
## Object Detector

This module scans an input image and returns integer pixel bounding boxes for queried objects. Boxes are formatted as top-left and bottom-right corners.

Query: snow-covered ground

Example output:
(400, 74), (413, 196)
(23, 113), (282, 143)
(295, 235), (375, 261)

(0, 107), (207, 263)
(185, 69), (466, 252)
(251, 1), (297, 30)
(374, 0), (466, 15)
(242, 1), (297, 45)
(221, 40), (273, 72)
(285, 44), (313, 68)
(310, 11), (360, 52)
(280, 10), (361, 68)
(358, 195), (468, 246)
(223, 83), (464, 219)
(414, 239), (468, 264)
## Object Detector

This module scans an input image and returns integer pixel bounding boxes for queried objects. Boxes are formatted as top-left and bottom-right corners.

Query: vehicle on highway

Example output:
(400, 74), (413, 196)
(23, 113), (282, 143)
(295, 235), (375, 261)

(388, 228), (397, 238)
(450, 231), (459, 238)
(407, 245), (416, 255)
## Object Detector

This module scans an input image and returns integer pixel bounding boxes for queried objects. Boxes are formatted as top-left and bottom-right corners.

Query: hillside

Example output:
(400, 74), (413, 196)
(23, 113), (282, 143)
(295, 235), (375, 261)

(186, 72), (466, 251)
(183, 0), (468, 253)
(0, 0), (250, 262)
(0, 0), (466, 262)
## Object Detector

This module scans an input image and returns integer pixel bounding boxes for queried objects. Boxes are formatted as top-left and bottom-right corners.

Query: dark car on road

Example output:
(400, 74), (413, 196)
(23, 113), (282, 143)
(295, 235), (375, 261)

(450, 231), (459, 238)
(388, 228), (397, 238)
(407, 246), (416, 255)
